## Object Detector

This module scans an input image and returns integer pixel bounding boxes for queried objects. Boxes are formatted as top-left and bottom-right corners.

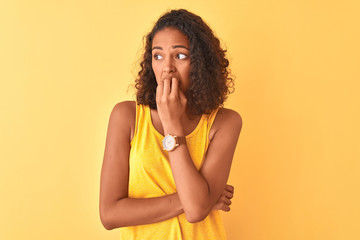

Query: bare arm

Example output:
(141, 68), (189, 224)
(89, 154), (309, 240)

(99, 102), (183, 229)
(167, 110), (241, 223)
(157, 78), (242, 223)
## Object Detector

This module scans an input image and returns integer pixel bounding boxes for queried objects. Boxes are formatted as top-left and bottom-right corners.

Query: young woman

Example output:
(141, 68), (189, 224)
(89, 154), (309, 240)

(100, 9), (242, 239)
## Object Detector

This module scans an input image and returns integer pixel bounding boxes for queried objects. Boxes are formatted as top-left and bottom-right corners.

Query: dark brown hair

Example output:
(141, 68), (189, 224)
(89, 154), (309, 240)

(135, 9), (234, 114)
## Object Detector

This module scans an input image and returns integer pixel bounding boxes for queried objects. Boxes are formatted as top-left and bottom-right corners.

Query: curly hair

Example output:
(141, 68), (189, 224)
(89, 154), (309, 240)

(135, 9), (234, 115)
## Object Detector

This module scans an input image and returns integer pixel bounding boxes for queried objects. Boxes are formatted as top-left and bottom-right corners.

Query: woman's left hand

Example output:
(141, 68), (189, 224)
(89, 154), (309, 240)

(156, 77), (187, 131)
(212, 184), (234, 212)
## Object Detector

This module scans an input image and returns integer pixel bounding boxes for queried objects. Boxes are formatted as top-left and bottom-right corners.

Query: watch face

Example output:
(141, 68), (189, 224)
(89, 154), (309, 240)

(163, 135), (176, 151)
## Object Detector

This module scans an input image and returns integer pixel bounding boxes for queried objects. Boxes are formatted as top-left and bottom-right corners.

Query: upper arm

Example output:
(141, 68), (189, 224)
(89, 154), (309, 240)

(199, 108), (243, 203)
(99, 101), (136, 219)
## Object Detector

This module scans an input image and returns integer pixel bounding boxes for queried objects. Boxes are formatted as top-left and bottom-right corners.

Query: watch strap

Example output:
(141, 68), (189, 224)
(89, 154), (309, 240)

(175, 136), (186, 146)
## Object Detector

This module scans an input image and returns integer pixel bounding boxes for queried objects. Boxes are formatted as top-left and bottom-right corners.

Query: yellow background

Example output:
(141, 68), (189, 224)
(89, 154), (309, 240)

(1, 0), (359, 239)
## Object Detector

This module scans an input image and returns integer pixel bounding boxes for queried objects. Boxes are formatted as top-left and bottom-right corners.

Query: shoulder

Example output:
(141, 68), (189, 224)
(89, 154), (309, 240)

(210, 107), (242, 140)
(111, 100), (136, 114)
(216, 107), (242, 128)
(108, 101), (136, 141)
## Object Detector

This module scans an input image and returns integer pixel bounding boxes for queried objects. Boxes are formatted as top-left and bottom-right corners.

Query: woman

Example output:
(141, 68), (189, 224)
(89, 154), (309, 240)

(100, 9), (242, 239)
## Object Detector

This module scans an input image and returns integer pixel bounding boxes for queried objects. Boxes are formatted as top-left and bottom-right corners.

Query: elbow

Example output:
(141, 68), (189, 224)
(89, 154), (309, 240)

(100, 211), (114, 230)
(102, 222), (114, 231)
(186, 215), (207, 224)
(100, 207), (117, 230)
(100, 199), (133, 229)
(100, 202), (130, 230)
(102, 221), (115, 231)
(184, 207), (210, 223)
(183, 193), (214, 223)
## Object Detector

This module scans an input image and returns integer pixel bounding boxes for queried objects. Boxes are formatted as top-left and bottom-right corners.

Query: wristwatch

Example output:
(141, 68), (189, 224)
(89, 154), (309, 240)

(162, 134), (186, 151)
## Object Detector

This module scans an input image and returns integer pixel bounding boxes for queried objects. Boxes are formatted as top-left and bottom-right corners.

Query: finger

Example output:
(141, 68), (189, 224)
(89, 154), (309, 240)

(178, 85), (187, 104)
(156, 81), (164, 103)
(224, 190), (233, 199)
(225, 184), (234, 193)
(224, 198), (232, 205)
(223, 205), (230, 212)
(170, 77), (179, 98)
(163, 78), (171, 97)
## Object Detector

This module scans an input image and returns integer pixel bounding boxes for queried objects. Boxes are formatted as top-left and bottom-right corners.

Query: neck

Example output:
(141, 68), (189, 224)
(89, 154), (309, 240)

(184, 106), (201, 121)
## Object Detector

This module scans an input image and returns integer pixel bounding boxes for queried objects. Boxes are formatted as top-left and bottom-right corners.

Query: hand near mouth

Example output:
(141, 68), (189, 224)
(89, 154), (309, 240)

(156, 77), (187, 135)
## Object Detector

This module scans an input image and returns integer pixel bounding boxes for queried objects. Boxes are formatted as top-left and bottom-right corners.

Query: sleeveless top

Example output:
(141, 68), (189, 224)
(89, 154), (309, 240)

(119, 103), (227, 240)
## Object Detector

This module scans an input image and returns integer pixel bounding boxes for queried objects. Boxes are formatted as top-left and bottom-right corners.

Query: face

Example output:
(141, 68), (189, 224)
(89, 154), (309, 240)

(151, 27), (191, 94)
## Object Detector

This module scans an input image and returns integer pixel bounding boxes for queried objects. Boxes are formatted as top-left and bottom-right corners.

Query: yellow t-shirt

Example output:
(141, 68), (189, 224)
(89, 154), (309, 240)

(119, 103), (227, 240)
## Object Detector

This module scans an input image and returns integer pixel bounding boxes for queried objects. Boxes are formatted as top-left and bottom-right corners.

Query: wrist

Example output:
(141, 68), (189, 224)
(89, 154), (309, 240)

(163, 124), (185, 136)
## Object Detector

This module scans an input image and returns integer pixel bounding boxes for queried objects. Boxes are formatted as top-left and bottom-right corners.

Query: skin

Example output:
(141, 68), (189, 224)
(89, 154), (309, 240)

(99, 27), (242, 230)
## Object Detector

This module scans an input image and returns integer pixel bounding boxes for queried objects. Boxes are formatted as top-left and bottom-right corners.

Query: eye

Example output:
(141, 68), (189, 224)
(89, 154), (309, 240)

(153, 54), (163, 60)
(177, 53), (187, 60)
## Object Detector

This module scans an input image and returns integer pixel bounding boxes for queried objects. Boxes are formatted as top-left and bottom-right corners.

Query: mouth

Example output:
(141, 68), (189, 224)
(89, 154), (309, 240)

(162, 74), (175, 81)
(161, 75), (179, 84)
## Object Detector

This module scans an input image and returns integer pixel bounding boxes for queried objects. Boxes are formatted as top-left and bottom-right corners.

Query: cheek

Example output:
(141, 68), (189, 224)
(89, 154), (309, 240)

(152, 64), (160, 80)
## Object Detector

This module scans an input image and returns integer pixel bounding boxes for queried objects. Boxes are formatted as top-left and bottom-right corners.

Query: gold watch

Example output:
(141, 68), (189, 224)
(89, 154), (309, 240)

(162, 134), (186, 151)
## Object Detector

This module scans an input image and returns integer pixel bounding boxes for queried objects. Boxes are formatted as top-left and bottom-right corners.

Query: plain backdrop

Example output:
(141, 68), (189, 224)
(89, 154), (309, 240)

(1, 0), (359, 239)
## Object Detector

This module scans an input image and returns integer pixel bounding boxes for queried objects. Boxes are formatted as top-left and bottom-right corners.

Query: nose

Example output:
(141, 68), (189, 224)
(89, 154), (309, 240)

(163, 57), (175, 74)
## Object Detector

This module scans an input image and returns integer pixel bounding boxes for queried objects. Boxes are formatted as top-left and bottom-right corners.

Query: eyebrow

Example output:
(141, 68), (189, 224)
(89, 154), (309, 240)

(152, 45), (189, 51)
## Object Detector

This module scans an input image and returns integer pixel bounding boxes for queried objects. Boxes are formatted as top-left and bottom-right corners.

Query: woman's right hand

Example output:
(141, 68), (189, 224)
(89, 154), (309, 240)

(212, 184), (234, 212)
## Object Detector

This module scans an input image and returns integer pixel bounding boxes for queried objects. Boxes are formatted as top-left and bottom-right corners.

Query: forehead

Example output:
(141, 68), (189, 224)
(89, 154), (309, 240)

(152, 27), (189, 47)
